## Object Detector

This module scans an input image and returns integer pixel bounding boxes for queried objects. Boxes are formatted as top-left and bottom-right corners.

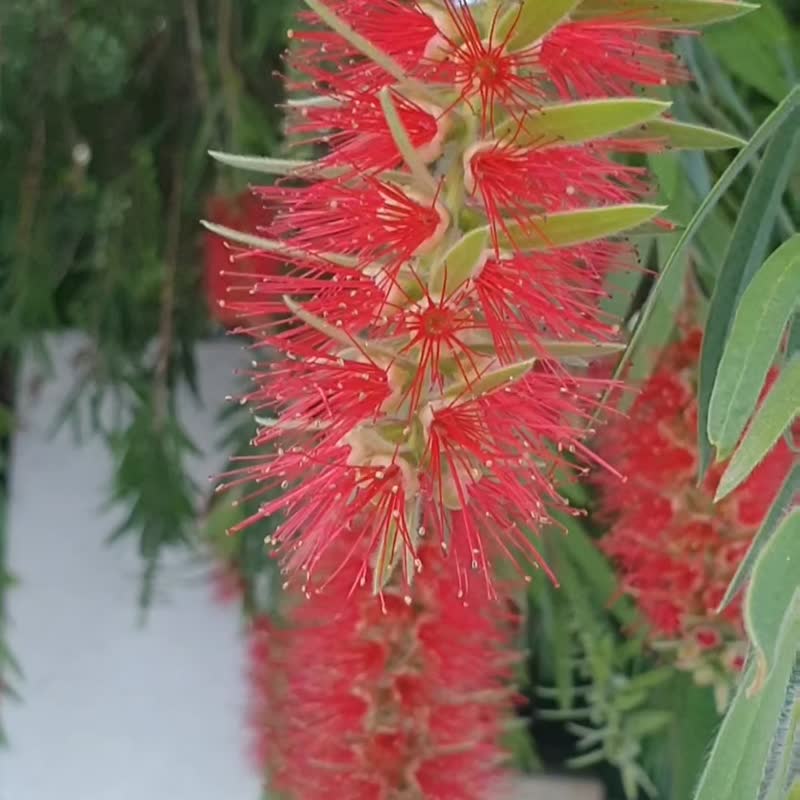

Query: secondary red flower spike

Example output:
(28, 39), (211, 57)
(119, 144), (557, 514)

(594, 330), (794, 708)
(248, 544), (515, 800)
(208, 0), (750, 597)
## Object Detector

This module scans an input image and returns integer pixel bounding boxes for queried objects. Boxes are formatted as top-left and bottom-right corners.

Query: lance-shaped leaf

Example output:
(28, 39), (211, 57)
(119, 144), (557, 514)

(693, 593), (800, 800)
(201, 220), (359, 268)
(576, 0), (758, 27)
(715, 358), (800, 502)
(209, 152), (315, 175)
(761, 674), (800, 800)
(283, 296), (357, 348)
(697, 110), (800, 478)
(708, 235), (800, 461)
(627, 119), (746, 150)
(496, 204), (665, 253)
(497, 99), (670, 147)
(379, 87), (438, 194)
(284, 297), (411, 367)
(372, 498), (420, 595)
(442, 357), (537, 402)
(463, 332), (626, 360)
(283, 295), (416, 370)
(744, 508), (800, 696)
(429, 227), (490, 296)
(720, 464), (800, 610)
(602, 87), (800, 429)
(497, 0), (581, 50)
(209, 151), (414, 185)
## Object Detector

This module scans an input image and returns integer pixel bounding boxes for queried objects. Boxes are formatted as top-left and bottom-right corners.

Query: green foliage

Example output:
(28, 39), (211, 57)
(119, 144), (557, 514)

(530, 517), (679, 799)
(693, 513), (800, 800)
(608, 85), (800, 406)
(707, 235), (800, 464)
(697, 110), (800, 477)
(0, 0), (293, 608)
(721, 465), (800, 610)
(597, 7), (800, 795)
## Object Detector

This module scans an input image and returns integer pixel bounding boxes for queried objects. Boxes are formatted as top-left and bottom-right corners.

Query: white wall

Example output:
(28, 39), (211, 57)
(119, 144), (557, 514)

(1, 335), (261, 800)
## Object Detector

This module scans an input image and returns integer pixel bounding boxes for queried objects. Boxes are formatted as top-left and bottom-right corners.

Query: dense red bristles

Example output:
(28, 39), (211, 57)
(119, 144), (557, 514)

(541, 19), (690, 98)
(256, 176), (447, 276)
(248, 544), (514, 799)
(466, 138), (649, 250)
(291, 0), (439, 84)
(474, 243), (630, 361)
(289, 90), (446, 173)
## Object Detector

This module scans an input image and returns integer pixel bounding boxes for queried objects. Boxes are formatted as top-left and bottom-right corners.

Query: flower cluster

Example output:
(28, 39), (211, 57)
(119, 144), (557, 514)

(204, 2), (756, 796)
(594, 330), (794, 703)
(247, 543), (516, 800)
(212, 0), (701, 600)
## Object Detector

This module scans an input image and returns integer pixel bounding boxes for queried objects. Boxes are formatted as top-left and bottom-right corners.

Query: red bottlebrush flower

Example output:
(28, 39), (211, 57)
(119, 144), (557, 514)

(256, 175), (449, 280)
(595, 330), (794, 702)
(431, 0), (545, 132)
(211, 0), (714, 597)
(203, 193), (283, 329)
(247, 544), (515, 800)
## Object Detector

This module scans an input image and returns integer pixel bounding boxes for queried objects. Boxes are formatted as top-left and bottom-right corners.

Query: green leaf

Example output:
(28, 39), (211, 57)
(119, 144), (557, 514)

(625, 710), (672, 738)
(576, 0), (758, 27)
(429, 227), (489, 296)
(283, 297), (407, 366)
(715, 358), (800, 501)
(443, 357), (537, 401)
(208, 150), (413, 185)
(497, 204), (665, 253)
(706, 4), (793, 104)
(621, 230), (688, 401)
(634, 119), (746, 150)
(558, 517), (639, 628)
(708, 238), (800, 461)
(720, 465), (800, 610)
(662, 676), (723, 800)
(538, 340), (627, 360)
(497, 99), (670, 147)
(209, 151), (314, 175)
(200, 220), (358, 268)
(283, 296), (355, 348)
(761, 665), (800, 800)
(698, 109), (800, 479)
(744, 509), (800, 695)
(378, 87), (437, 194)
(692, 594), (800, 800)
(530, 538), (578, 711)
(499, 0), (581, 50)
(606, 86), (800, 418)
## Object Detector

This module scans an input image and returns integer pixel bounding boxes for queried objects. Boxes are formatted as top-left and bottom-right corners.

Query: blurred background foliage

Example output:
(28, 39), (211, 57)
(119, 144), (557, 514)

(0, 0), (798, 795)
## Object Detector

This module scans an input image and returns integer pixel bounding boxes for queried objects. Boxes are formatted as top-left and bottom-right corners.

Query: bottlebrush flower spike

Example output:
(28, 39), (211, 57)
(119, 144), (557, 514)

(208, 0), (749, 597)
(248, 543), (516, 800)
(594, 330), (794, 709)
